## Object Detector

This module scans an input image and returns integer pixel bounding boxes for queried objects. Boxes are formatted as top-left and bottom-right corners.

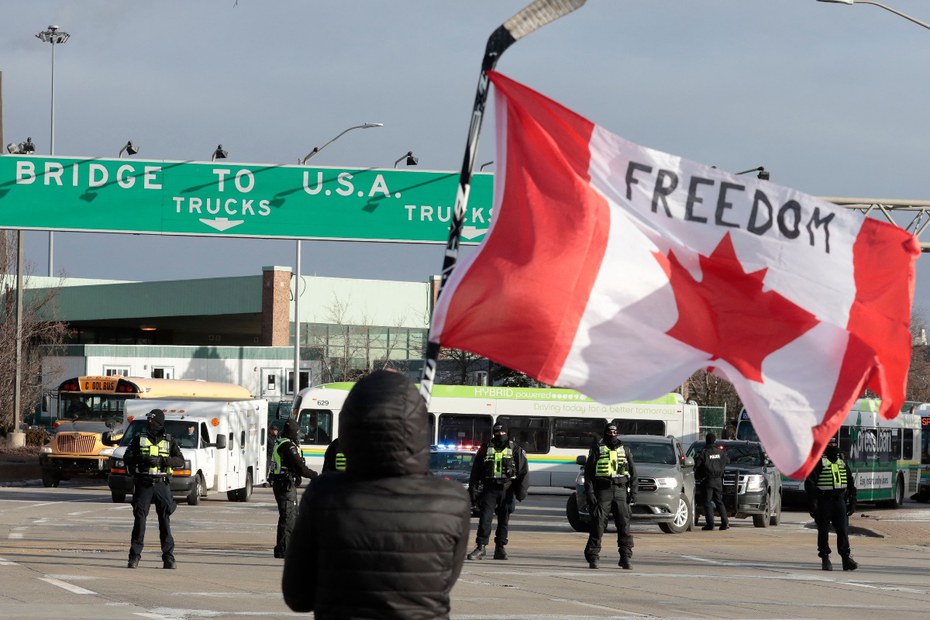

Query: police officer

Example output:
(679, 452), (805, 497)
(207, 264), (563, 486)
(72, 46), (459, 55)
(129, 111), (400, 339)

(322, 437), (346, 472)
(694, 432), (729, 531)
(271, 418), (318, 558)
(583, 423), (637, 569)
(124, 408), (185, 569)
(805, 437), (858, 571)
(467, 423), (528, 561)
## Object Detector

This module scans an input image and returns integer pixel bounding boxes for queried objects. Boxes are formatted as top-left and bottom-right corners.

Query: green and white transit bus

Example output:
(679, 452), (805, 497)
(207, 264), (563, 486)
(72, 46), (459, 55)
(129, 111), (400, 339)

(291, 383), (700, 487)
(736, 399), (922, 507)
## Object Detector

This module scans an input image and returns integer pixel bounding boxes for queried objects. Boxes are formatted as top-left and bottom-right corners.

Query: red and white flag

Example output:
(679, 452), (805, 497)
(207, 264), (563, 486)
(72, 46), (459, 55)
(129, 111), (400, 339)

(430, 71), (919, 479)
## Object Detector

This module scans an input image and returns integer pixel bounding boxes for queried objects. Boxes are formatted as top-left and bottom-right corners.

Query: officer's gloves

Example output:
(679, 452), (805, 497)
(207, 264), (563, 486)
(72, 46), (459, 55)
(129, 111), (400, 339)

(628, 493), (637, 506)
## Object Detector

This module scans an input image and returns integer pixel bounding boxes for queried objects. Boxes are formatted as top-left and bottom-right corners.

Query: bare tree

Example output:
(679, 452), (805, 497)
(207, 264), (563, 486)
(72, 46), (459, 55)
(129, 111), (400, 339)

(306, 295), (415, 382)
(683, 369), (743, 413)
(906, 307), (930, 403)
(438, 348), (486, 385)
(0, 231), (69, 432)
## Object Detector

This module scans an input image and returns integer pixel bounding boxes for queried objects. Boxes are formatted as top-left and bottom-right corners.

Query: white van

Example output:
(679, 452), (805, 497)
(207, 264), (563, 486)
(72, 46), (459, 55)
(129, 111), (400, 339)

(107, 398), (268, 505)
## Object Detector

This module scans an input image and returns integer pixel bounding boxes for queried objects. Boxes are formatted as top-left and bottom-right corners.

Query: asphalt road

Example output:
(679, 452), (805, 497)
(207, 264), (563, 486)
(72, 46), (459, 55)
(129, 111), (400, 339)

(1, 481), (928, 619)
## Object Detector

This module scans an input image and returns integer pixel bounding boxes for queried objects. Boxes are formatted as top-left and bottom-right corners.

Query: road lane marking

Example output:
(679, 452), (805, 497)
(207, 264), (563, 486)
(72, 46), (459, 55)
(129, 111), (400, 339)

(39, 577), (97, 595)
(0, 557), (18, 566)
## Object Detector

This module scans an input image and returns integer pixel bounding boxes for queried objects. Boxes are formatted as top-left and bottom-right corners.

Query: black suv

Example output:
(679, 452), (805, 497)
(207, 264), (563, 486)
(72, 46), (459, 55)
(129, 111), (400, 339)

(567, 435), (695, 534)
(686, 439), (782, 528)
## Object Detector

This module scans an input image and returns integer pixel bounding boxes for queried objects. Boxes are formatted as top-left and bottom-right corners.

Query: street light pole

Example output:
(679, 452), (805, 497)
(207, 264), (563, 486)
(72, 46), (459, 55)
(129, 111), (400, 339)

(294, 122), (384, 387)
(36, 25), (70, 277)
(299, 122), (383, 165)
(817, 0), (930, 31)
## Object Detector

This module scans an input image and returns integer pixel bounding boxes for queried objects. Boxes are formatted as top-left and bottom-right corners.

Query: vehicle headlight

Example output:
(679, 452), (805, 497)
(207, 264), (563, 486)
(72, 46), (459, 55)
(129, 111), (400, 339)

(99, 447), (114, 457)
(40, 446), (52, 454)
(745, 474), (765, 492)
(653, 477), (677, 489)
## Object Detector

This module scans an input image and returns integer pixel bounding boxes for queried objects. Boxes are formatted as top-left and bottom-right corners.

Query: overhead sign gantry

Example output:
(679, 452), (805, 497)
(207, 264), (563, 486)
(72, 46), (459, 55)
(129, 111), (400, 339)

(0, 155), (494, 243)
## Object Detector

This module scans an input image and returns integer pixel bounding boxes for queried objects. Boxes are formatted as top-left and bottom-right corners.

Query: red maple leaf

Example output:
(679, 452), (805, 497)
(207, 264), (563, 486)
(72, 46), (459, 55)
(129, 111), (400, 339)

(658, 233), (819, 383)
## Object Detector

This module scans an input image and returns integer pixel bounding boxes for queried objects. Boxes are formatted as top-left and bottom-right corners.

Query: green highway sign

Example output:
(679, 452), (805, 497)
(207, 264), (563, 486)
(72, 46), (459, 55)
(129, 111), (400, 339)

(0, 155), (494, 243)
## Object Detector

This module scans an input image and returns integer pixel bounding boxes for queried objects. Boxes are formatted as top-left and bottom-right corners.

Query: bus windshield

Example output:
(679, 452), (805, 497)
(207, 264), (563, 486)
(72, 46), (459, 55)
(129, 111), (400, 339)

(59, 395), (126, 427)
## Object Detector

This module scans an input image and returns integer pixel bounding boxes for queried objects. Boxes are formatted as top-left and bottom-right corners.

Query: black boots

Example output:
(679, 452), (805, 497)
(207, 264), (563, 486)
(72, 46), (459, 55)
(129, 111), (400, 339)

(841, 555), (858, 571)
(493, 545), (508, 560)
(618, 556), (632, 570)
(821, 557), (833, 571)
(467, 544), (486, 560)
(127, 556), (139, 569)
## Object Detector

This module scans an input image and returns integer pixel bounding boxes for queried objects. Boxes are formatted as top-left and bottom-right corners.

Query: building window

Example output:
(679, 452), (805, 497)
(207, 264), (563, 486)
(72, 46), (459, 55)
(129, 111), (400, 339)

(152, 367), (174, 379)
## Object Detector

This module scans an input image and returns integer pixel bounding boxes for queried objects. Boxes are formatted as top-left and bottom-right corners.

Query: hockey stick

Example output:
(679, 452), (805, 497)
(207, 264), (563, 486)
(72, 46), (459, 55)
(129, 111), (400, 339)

(419, 0), (587, 404)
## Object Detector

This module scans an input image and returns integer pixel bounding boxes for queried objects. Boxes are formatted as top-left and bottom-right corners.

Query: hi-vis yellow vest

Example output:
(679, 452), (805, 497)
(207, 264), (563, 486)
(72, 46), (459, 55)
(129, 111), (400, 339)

(815, 456), (848, 491)
(483, 445), (515, 479)
(139, 436), (172, 475)
(595, 444), (629, 479)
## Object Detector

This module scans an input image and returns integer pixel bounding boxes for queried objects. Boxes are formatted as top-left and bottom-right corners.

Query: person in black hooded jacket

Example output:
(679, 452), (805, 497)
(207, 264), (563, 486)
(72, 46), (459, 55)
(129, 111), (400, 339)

(282, 370), (471, 619)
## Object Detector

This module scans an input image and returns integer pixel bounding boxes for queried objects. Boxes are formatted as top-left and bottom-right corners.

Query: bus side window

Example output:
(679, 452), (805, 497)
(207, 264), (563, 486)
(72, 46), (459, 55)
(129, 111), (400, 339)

(553, 417), (606, 449)
(903, 429), (914, 460)
(228, 432), (234, 449)
(437, 413), (492, 448)
(612, 418), (665, 436)
(497, 416), (550, 454)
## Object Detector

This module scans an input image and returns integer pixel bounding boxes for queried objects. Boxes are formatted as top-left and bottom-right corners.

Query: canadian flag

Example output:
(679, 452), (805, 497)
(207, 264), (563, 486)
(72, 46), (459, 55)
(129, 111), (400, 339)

(430, 71), (919, 479)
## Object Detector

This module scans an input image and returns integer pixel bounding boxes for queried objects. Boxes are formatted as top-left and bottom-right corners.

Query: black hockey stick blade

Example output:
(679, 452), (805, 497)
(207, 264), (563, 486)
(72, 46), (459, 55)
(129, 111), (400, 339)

(484, 0), (587, 71)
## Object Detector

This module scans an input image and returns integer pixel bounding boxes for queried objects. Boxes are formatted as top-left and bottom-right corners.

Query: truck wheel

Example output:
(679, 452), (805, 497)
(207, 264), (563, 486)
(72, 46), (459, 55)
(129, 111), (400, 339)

(660, 494), (692, 534)
(769, 492), (782, 526)
(187, 474), (203, 506)
(231, 472), (253, 502)
(753, 493), (771, 528)
(111, 491), (126, 503)
(239, 472), (253, 502)
(566, 493), (587, 532)
(41, 470), (60, 488)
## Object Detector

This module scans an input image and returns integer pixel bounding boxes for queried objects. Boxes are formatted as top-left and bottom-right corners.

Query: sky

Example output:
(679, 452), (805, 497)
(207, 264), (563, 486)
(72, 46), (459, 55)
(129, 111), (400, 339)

(2, 0), (929, 309)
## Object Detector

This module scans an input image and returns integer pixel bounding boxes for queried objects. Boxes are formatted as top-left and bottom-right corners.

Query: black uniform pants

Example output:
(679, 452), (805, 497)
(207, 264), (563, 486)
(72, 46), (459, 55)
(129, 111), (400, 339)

(130, 477), (176, 562)
(584, 482), (634, 561)
(814, 493), (851, 558)
(475, 483), (515, 547)
(702, 480), (728, 528)
(273, 476), (297, 555)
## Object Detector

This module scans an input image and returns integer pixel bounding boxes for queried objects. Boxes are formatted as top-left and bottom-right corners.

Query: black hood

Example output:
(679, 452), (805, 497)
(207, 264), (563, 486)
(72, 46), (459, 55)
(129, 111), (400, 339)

(283, 418), (300, 442)
(146, 408), (165, 435)
(340, 370), (429, 478)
